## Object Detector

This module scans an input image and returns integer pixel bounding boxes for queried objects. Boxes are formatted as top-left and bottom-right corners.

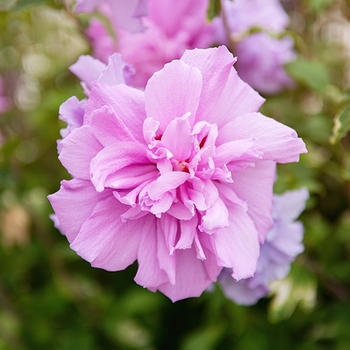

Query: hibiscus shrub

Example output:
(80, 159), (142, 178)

(0, 0), (350, 349)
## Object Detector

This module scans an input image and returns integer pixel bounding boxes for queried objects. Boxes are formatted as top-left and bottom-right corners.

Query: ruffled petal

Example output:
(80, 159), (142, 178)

(90, 142), (151, 191)
(210, 204), (260, 280)
(98, 53), (135, 86)
(71, 196), (152, 271)
(59, 125), (103, 179)
(148, 172), (190, 200)
(90, 105), (138, 145)
(70, 55), (106, 93)
(229, 160), (276, 242)
(48, 179), (111, 242)
(145, 60), (202, 131)
(86, 83), (146, 142)
(161, 116), (193, 161)
(158, 246), (218, 302)
(134, 220), (169, 290)
(200, 198), (229, 234)
(181, 46), (264, 127)
(218, 112), (307, 163)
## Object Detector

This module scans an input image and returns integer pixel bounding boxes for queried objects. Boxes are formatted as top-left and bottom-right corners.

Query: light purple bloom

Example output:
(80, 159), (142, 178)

(48, 46), (307, 302)
(75, 0), (148, 33)
(220, 0), (296, 94)
(218, 188), (309, 305)
(235, 33), (296, 94)
(222, 0), (290, 34)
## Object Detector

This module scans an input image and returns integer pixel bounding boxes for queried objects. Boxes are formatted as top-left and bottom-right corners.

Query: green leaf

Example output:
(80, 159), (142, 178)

(286, 58), (331, 92)
(330, 104), (350, 143)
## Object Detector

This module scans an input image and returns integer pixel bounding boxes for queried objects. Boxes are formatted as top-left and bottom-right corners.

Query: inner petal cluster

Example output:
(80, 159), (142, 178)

(114, 113), (233, 236)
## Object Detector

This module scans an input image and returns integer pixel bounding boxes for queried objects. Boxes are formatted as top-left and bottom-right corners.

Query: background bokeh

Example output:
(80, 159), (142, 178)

(0, 0), (350, 349)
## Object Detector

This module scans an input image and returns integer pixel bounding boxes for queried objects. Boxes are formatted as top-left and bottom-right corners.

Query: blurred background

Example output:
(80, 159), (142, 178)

(0, 0), (350, 349)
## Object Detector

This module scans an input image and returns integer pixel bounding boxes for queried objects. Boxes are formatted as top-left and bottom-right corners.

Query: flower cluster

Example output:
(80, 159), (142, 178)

(80, 0), (296, 93)
(218, 188), (309, 305)
(49, 46), (307, 301)
(84, 0), (218, 88)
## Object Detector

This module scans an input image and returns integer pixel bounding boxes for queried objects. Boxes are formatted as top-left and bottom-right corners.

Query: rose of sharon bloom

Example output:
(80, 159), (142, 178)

(86, 0), (218, 87)
(48, 46), (307, 302)
(218, 188), (309, 305)
(76, 0), (148, 33)
(220, 0), (296, 94)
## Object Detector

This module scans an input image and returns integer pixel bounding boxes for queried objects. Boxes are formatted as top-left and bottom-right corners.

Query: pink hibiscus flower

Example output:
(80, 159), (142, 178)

(85, 0), (218, 87)
(48, 46), (307, 302)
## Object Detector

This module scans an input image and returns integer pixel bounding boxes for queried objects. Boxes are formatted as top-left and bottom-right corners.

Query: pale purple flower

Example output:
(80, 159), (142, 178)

(235, 33), (296, 94)
(76, 0), (148, 33)
(222, 0), (290, 34)
(48, 46), (307, 302)
(219, 188), (309, 305)
(220, 0), (296, 94)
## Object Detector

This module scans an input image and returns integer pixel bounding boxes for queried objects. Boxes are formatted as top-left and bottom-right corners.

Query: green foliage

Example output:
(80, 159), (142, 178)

(0, 1), (350, 349)
(331, 103), (350, 143)
(286, 58), (331, 92)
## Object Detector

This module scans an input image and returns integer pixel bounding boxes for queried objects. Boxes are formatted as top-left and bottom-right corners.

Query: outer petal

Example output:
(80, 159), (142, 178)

(134, 220), (169, 290)
(218, 112), (307, 163)
(58, 96), (85, 140)
(48, 179), (111, 242)
(145, 60), (202, 130)
(158, 246), (218, 302)
(70, 55), (106, 91)
(71, 196), (148, 271)
(229, 160), (276, 242)
(98, 53), (135, 86)
(86, 83), (146, 143)
(90, 105), (139, 145)
(273, 188), (309, 221)
(181, 46), (265, 127)
(219, 270), (268, 305)
(210, 204), (260, 280)
(59, 125), (103, 179)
